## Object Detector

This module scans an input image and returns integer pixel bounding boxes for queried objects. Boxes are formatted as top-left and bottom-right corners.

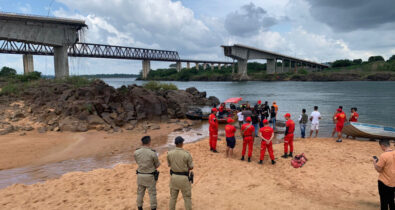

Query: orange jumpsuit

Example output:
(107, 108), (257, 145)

(284, 119), (295, 154)
(259, 126), (275, 161)
(209, 113), (218, 150)
(241, 123), (255, 157)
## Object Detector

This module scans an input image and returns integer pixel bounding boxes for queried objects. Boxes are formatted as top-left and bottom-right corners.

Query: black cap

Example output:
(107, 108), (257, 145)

(175, 136), (184, 145)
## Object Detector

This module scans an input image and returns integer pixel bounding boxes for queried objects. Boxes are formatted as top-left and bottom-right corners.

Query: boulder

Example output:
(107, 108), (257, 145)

(207, 96), (220, 106)
(87, 115), (106, 129)
(59, 116), (88, 132)
(0, 125), (14, 135)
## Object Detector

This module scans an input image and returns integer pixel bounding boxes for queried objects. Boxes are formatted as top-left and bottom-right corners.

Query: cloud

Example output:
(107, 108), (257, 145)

(224, 2), (279, 37)
(306, 0), (395, 32)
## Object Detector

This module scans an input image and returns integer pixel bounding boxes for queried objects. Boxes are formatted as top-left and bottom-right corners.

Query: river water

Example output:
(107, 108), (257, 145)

(1, 79), (394, 189)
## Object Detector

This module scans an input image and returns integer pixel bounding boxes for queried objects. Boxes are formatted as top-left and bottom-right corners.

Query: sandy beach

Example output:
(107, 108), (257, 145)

(0, 135), (384, 209)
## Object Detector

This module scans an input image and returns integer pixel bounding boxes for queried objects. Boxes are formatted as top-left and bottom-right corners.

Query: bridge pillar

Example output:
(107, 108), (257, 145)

(187, 62), (190, 69)
(218, 63), (222, 70)
(211, 63), (214, 70)
(232, 63), (235, 74)
(23, 54), (34, 74)
(54, 46), (69, 79)
(142, 60), (151, 79)
(203, 63), (207, 70)
(237, 59), (248, 78)
(176, 61), (182, 72)
(195, 63), (199, 70)
(267, 59), (276, 74)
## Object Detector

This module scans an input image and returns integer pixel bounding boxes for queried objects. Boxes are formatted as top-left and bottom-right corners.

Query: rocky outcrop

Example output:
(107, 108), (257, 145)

(0, 79), (219, 133)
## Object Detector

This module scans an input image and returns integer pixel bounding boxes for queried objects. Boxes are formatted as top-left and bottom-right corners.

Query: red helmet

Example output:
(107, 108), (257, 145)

(284, 113), (291, 118)
(246, 117), (252, 122)
(337, 108), (342, 112)
(227, 118), (234, 123)
(212, 108), (218, 112)
(263, 119), (269, 124)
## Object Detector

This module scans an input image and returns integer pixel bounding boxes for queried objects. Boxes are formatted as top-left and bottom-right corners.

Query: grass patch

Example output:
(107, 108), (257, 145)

(143, 81), (178, 91)
(54, 76), (93, 88)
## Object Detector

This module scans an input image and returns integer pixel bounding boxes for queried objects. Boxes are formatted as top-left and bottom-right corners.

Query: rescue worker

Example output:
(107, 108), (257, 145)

(282, 113), (295, 158)
(346, 107), (359, 139)
(258, 119), (276, 165)
(241, 117), (255, 162)
(334, 108), (347, 142)
(168, 136), (194, 210)
(331, 106), (343, 137)
(134, 136), (160, 210)
(208, 108), (219, 152)
(225, 118), (237, 157)
(272, 101), (279, 113)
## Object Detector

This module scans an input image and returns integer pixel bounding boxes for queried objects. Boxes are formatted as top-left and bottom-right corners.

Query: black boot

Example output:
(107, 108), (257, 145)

(138, 207), (143, 210)
(271, 160), (276, 165)
(288, 152), (293, 157)
(258, 160), (263, 164)
(213, 149), (218, 153)
(281, 153), (288, 158)
(241, 156), (245, 161)
(151, 208), (156, 210)
(210, 148), (213, 151)
(248, 157), (251, 162)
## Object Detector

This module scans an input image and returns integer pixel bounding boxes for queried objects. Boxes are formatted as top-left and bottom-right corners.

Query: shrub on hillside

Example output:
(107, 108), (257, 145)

(352, 59), (362, 65)
(143, 81), (178, 91)
(332, 59), (353, 68)
(388, 55), (395, 62)
(0, 66), (17, 77)
(368, 56), (385, 62)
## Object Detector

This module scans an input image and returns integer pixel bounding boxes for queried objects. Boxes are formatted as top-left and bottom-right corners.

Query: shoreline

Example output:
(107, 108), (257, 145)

(0, 137), (384, 209)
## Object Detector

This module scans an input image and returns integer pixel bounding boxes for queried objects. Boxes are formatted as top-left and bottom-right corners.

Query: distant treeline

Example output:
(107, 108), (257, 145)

(78, 74), (139, 78)
(330, 55), (395, 68)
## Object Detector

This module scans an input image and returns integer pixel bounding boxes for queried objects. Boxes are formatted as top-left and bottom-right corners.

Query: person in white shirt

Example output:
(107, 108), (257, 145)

(309, 106), (321, 138)
(237, 109), (244, 130)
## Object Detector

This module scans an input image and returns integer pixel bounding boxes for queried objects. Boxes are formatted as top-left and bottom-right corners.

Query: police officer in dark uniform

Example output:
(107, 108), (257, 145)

(134, 136), (160, 210)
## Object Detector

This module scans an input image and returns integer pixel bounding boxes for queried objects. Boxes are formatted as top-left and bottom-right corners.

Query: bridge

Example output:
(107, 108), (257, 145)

(0, 12), (233, 79)
(222, 44), (329, 79)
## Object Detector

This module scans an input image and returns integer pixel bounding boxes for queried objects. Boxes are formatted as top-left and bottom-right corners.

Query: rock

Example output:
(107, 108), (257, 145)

(87, 115), (106, 129)
(113, 126), (122, 133)
(20, 132), (26, 136)
(103, 125), (112, 131)
(0, 125), (14, 135)
(37, 127), (47, 133)
(207, 96), (220, 106)
(186, 87), (199, 95)
(125, 124), (135, 130)
(173, 127), (183, 132)
(95, 125), (105, 131)
(59, 116), (88, 132)
(53, 127), (60, 132)
(168, 119), (180, 123)
(13, 112), (25, 119)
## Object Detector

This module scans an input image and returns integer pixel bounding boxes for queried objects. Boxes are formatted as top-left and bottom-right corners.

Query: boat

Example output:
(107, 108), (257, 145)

(343, 122), (395, 140)
(186, 108), (203, 120)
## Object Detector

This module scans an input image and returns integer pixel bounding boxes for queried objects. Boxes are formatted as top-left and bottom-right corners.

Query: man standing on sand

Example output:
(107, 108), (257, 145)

(241, 117), (255, 162)
(168, 136), (194, 210)
(258, 119), (276, 165)
(237, 109), (244, 130)
(282, 113), (295, 158)
(208, 108), (218, 152)
(134, 136), (160, 210)
(334, 108), (347, 142)
(309, 106), (321, 138)
(225, 118), (237, 157)
(299, 109), (308, 138)
(332, 106), (343, 137)
(373, 139), (395, 210)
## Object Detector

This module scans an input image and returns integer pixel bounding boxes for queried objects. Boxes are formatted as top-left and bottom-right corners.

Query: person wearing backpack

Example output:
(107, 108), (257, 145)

(298, 109), (308, 138)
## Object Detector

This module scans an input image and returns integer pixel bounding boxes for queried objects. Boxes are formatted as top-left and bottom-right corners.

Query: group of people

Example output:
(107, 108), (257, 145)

(209, 105), (295, 165)
(134, 136), (193, 210)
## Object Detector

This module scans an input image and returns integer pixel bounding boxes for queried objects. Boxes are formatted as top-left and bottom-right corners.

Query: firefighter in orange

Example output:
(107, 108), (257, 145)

(241, 117), (255, 162)
(209, 108), (219, 152)
(282, 113), (295, 158)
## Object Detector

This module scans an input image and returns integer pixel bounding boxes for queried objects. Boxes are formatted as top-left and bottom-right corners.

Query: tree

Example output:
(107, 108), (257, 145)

(0, 66), (17, 77)
(368, 56), (385, 62)
(331, 59), (352, 68)
(388, 55), (395, 62)
(352, 59), (362, 65)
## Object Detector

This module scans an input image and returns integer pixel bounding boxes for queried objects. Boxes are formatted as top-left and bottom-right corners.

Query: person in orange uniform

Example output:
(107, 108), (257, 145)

(209, 108), (219, 152)
(282, 113), (295, 158)
(272, 101), (279, 113)
(349, 107), (359, 122)
(225, 118), (237, 157)
(241, 117), (255, 162)
(334, 108), (347, 142)
(258, 119), (276, 165)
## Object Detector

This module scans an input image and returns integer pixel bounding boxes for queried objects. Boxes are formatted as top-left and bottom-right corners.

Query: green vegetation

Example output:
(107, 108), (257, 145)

(79, 73), (139, 78)
(143, 81), (178, 91)
(55, 76), (93, 88)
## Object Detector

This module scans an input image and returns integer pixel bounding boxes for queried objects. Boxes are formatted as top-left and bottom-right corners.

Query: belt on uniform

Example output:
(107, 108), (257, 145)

(244, 135), (252, 137)
(137, 170), (160, 181)
(170, 170), (189, 176)
(136, 170), (156, 175)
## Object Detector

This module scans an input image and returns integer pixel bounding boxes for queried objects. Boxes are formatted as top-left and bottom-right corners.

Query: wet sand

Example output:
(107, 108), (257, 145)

(0, 137), (384, 209)
(0, 123), (181, 170)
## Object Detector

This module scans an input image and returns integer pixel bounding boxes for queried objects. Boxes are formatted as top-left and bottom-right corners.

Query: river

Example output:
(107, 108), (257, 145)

(1, 79), (394, 189)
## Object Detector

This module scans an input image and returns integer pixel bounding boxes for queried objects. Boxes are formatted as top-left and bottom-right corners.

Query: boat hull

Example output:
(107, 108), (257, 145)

(343, 122), (395, 140)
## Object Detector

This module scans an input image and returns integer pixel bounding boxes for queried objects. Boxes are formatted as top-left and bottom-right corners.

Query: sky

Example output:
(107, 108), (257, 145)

(0, 0), (395, 75)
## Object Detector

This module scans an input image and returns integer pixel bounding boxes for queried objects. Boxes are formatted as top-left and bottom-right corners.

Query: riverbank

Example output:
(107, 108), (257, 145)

(0, 137), (383, 209)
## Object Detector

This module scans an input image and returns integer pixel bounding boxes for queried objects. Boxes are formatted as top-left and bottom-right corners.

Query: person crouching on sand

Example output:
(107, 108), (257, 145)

(225, 118), (237, 157)
(258, 119), (276, 165)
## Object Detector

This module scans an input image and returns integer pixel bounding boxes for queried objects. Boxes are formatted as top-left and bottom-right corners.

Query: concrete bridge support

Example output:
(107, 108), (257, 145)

(211, 63), (214, 70)
(54, 46), (69, 79)
(218, 63), (222, 70)
(237, 59), (248, 78)
(232, 63), (235, 74)
(187, 62), (190, 69)
(267, 59), (276, 74)
(176, 61), (182, 72)
(142, 60), (150, 79)
(23, 54), (34, 74)
(203, 63), (207, 70)
(195, 63), (199, 70)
